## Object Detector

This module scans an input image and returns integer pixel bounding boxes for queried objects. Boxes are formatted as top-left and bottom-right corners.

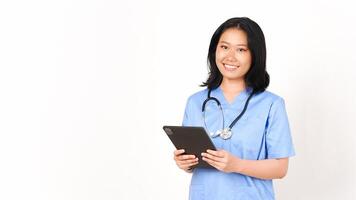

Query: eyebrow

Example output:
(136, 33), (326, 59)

(219, 41), (248, 47)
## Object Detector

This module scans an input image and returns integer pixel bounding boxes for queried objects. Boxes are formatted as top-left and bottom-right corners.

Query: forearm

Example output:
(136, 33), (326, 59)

(235, 158), (289, 180)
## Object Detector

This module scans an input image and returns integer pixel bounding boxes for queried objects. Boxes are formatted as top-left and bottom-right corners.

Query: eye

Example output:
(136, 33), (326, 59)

(220, 45), (228, 50)
(237, 48), (247, 52)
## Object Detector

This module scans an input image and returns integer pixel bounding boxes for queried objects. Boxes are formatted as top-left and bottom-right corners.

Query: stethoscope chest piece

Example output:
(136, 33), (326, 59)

(220, 128), (232, 140)
(210, 128), (232, 140)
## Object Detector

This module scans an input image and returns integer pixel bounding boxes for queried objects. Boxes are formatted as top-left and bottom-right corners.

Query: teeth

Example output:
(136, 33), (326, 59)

(224, 64), (237, 69)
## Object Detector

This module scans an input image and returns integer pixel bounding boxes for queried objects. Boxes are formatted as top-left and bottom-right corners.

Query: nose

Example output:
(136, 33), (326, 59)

(225, 49), (237, 62)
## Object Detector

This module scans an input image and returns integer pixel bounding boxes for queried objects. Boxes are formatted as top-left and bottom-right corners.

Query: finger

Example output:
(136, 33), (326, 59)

(178, 160), (198, 168)
(201, 152), (224, 163)
(202, 156), (221, 170)
(180, 161), (199, 169)
(176, 154), (196, 161)
(181, 154), (196, 160)
(174, 149), (185, 156)
(177, 157), (198, 165)
(206, 149), (225, 158)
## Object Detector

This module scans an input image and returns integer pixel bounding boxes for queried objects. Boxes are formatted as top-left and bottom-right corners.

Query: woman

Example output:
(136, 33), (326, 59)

(173, 17), (295, 200)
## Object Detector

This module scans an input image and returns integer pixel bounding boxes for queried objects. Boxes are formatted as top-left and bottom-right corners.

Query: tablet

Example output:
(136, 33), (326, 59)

(163, 126), (217, 169)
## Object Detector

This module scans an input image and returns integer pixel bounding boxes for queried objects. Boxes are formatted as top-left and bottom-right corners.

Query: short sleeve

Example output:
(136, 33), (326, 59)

(266, 97), (295, 159)
(182, 97), (191, 126)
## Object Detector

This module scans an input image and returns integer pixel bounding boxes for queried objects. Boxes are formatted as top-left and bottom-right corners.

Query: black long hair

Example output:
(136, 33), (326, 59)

(201, 17), (269, 93)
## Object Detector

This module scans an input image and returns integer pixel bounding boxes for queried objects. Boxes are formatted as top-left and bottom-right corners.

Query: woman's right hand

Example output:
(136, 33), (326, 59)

(173, 149), (199, 172)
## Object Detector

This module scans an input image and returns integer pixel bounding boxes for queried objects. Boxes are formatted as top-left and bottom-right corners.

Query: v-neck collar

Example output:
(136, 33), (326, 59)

(212, 86), (252, 108)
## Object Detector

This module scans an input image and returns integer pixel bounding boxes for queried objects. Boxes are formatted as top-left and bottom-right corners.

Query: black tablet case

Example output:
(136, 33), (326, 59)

(163, 126), (217, 169)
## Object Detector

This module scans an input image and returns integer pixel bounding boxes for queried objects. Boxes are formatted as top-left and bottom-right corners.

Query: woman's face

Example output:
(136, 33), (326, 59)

(215, 28), (252, 82)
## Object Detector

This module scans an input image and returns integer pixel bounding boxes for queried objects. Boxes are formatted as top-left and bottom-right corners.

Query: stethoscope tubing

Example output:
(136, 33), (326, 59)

(202, 88), (254, 131)
(201, 88), (266, 160)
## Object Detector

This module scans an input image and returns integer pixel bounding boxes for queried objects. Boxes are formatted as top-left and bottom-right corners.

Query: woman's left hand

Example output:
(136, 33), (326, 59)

(201, 149), (241, 173)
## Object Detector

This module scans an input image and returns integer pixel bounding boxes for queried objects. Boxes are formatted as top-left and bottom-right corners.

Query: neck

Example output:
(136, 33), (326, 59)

(220, 78), (246, 95)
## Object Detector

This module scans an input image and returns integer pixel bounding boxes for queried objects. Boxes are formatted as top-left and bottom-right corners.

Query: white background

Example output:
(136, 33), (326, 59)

(0, 0), (355, 199)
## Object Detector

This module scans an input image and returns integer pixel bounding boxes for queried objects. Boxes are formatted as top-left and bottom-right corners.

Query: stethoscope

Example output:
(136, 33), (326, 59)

(201, 88), (255, 140)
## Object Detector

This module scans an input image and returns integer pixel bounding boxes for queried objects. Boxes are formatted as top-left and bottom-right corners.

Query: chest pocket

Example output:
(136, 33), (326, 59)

(229, 114), (267, 159)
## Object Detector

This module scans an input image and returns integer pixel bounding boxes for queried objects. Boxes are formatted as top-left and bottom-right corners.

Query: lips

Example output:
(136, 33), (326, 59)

(223, 64), (238, 71)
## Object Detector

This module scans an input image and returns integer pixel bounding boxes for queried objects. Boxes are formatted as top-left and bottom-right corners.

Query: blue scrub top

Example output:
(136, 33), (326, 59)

(182, 87), (295, 200)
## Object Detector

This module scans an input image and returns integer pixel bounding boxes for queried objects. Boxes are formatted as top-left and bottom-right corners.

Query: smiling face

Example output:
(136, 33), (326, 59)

(215, 28), (252, 83)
